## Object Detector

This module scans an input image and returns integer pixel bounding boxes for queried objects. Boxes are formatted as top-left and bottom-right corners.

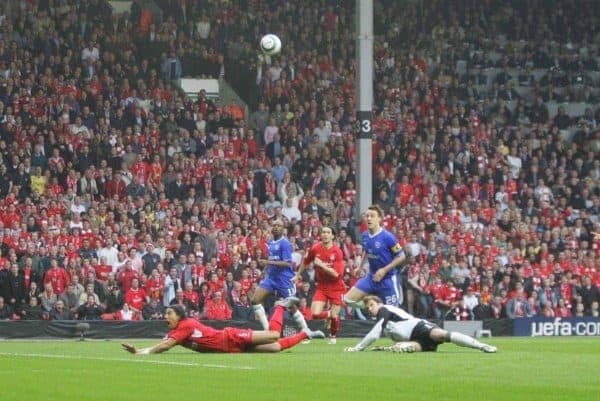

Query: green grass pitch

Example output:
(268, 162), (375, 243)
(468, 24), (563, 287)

(0, 337), (598, 401)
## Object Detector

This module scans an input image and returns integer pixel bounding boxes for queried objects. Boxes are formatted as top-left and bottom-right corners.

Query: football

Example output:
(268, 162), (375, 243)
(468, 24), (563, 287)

(260, 34), (282, 55)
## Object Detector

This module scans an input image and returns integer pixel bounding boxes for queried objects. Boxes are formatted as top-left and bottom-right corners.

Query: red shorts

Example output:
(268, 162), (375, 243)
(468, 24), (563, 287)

(223, 327), (254, 353)
(312, 287), (345, 306)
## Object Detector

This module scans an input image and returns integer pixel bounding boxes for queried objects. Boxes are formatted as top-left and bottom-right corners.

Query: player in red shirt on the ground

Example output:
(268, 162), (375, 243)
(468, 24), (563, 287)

(122, 304), (325, 354)
(295, 226), (346, 344)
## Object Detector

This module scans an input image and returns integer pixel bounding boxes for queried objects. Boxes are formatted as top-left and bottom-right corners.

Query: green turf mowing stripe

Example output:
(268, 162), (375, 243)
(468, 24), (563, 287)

(0, 351), (256, 370)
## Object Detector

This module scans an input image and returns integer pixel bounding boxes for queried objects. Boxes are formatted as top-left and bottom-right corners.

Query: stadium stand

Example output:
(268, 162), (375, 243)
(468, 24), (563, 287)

(0, 0), (598, 325)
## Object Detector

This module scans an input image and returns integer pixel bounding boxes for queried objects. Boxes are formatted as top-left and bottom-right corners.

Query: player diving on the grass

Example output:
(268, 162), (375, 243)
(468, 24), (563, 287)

(122, 304), (324, 355)
(344, 295), (497, 353)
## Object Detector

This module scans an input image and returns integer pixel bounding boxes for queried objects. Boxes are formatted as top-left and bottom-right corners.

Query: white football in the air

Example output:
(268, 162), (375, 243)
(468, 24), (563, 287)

(260, 34), (282, 56)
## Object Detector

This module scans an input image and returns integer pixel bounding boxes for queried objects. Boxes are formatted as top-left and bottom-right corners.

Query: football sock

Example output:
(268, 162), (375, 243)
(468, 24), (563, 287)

(278, 331), (308, 350)
(330, 316), (340, 337)
(292, 310), (308, 330)
(252, 304), (269, 330)
(312, 311), (329, 319)
(268, 305), (285, 333)
(449, 332), (485, 349)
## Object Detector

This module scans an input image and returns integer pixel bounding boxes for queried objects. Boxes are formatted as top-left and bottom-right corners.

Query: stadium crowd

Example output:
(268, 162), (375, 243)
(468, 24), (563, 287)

(0, 0), (599, 325)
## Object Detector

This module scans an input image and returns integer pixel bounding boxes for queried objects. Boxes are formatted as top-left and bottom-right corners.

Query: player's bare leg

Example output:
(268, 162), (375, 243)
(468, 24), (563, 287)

(251, 342), (283, 353)
(328, 304), (341, 344)
(311, 300), (332, 342)
(343, 286), (368, 309)
(251, 287), (272, 330)
(250, 330), (281, 345)
(250, 327), (326, 353)
(311, 300), (329, 319)
(430, 328), (497, 353)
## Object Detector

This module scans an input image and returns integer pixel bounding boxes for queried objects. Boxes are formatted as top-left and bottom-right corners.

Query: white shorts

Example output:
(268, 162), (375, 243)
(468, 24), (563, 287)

(384, 318), (421, 342)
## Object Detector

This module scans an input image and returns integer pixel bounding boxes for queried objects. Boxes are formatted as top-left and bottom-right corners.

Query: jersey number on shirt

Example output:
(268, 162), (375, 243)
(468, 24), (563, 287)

(384, 295), (398, 305)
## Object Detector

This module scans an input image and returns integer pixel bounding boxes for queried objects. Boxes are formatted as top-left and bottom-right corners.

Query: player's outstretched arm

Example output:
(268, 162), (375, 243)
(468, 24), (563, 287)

(122, 338), (178, 355)
(344, 319), (384, 352)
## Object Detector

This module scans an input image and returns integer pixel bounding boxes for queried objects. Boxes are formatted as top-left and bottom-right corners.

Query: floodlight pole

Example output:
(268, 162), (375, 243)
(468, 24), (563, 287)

(355, 0), (373, 228)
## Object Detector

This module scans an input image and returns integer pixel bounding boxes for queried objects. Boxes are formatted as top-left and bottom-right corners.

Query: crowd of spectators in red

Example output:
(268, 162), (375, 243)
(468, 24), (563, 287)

(0, 0), (598, 324)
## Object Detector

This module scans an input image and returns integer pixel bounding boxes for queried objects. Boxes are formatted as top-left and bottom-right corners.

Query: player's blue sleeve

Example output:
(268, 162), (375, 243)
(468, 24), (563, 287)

(384, 231), (404, 258)
(280, 239), (292, 263)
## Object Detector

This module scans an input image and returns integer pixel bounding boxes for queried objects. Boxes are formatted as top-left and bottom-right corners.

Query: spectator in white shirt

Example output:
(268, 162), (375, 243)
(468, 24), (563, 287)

(196, 16), (211, 39)
(278, 180), (304, 209)
(70, 196), (87, 215)
(324, 157), (341, 184)
(269, 60), (282, 82)
(534, 178), (553, 204)
(81, 41), (100, 63)
(312, 120), (331, 145)
(128, 248), (143, 273)
(69, 217), (84, 230)
(98, 238), (119, 269)
(406, 234), (426, 257)
(163, 267), (180, 306)
(506, 147), (522, 179)
(282, 197), (302, 222)
(462, 287), (479, 319)
(264, 192), (282, 215)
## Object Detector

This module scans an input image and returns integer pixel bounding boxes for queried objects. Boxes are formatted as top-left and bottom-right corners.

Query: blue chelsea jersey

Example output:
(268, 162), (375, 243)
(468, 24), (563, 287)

(266, 237), (294, 281)
(362, 228), (404, 277)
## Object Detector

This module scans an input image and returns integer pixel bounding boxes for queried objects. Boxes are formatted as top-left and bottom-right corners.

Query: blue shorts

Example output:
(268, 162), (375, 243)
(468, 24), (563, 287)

(355, 274), (401, 306)
(259, 277), (296, 298)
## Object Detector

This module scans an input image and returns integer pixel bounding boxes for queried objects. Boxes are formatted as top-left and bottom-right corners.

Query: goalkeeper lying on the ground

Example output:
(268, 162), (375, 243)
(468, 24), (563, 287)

(344, 295), (497, 353)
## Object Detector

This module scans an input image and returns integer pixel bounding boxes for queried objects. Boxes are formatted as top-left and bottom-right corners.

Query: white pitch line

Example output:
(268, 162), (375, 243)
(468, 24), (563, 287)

(0, 352), (256, 370)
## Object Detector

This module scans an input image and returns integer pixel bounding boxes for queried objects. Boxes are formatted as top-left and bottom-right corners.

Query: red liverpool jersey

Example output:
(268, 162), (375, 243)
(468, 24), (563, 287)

(303, 243), (346, 291)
